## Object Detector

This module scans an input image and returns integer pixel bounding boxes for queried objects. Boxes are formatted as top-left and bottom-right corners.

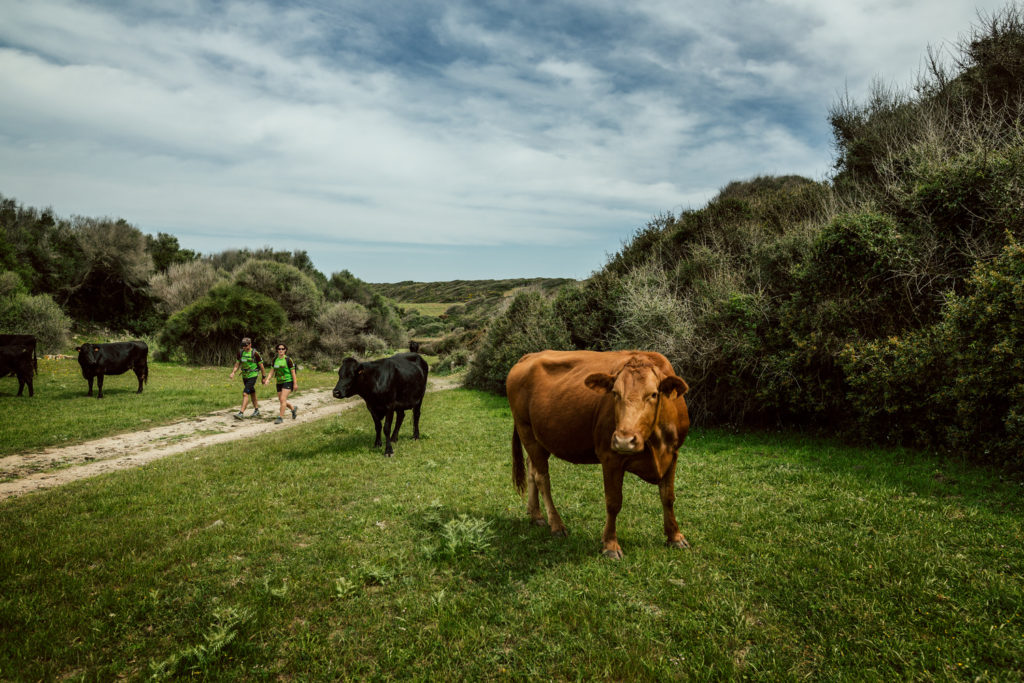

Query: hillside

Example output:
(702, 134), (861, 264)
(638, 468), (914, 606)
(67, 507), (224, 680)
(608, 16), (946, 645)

(369, 278), (574, 303)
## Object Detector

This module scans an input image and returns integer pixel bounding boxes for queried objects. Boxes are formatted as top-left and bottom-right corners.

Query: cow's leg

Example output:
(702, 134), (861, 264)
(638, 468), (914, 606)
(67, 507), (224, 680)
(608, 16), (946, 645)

(390, 409), (406, 441)
(600, 464), (626, 559)
(134, 365), (145, 393)
(86, 375), (94, 396)
(27, 376), (33, 397)
(96, 373), (105, 399)
(16, 376), (25, 396)
(525, 447), (568, 537)
(659, 460), (689, 549)
(368, 407), (384, 447)
(411, 400), (422, 440)
(382, 410), (396, 456)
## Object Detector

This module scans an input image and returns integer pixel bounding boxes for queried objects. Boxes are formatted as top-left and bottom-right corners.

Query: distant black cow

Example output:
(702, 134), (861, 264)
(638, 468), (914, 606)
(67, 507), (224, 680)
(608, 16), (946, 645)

(0, 345), (34, 396)
(76, 341), (149, 398)
(0, 334), (37, 374)
(333, 352), (428, 456)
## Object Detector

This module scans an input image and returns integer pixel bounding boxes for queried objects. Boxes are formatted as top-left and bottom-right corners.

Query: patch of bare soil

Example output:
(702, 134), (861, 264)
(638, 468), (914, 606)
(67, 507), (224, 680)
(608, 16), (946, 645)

(0, 376), (461, 501)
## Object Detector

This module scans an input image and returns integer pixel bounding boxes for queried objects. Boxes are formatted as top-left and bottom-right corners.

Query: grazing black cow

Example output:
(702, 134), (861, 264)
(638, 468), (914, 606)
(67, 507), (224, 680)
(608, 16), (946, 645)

(0, 334), (37, 374)
(0, 345), (34, 396)
(76, 341), (149, 398)
(332, 352), (428, 456)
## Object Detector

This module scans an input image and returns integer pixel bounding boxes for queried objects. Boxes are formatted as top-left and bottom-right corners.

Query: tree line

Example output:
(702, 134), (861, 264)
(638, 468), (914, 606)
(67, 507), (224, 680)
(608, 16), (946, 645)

(0, 201), (404, 366)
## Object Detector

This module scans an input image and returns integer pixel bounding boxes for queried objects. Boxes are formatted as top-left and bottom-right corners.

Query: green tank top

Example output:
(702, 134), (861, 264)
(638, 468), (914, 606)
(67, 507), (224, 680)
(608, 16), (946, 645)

(239, 349), (260, 379)
(273, 356), (294, 383)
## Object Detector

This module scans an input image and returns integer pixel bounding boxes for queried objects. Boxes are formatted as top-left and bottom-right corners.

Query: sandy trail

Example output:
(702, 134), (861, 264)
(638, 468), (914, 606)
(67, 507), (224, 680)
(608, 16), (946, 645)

(0, 376), (460, 501)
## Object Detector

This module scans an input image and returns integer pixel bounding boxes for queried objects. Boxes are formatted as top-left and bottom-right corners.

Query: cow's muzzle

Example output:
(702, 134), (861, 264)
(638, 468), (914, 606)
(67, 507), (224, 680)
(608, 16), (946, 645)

(611, 431), (643, 454)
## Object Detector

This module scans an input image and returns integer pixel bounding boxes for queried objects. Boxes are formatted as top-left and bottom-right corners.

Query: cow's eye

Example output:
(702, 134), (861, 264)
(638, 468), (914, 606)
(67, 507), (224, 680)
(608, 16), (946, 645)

(648, 393), (658, 401)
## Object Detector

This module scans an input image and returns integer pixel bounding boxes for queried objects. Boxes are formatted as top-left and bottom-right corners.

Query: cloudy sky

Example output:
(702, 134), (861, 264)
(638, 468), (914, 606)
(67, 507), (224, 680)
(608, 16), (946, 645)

(0, 1), (1010, 282)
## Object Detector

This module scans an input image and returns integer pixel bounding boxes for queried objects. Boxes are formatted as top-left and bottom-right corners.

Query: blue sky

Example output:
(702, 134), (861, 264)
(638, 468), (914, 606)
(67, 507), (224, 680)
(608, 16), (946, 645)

(0, 0), (1010, 282)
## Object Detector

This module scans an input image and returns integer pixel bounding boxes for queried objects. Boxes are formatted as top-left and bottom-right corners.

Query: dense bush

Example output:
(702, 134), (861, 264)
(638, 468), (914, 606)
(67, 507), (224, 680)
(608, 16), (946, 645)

(465, 292), (572, 394)
(150, 260), (222, 315)
(0, 271), (72, 353)
(233, 259), (324, 323)
(158, 284), (287, 365)
(843, 239), (1024, 467)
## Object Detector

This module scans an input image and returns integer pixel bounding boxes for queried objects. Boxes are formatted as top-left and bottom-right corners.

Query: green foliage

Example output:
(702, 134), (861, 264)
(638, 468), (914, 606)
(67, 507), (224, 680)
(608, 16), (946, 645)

(465, 291), (572, 394)
(150, 260), (223, 315)
(0, 270), (72, 353)
(146, 232), (198, 272)
(843, 239), (1024, 466)
(159, 284), (287, 365)
(233, 259), (324, 323)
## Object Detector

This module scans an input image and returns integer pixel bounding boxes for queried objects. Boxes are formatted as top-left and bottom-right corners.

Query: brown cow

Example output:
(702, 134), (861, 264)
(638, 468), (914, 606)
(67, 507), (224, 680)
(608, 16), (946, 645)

(507, 350), (690, 559)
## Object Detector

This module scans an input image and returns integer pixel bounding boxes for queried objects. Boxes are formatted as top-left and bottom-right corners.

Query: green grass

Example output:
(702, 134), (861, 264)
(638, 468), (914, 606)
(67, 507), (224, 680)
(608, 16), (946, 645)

(1, 389), (1022, 680)
(0, 358), (341, 454)
(399, 302), (453, 317)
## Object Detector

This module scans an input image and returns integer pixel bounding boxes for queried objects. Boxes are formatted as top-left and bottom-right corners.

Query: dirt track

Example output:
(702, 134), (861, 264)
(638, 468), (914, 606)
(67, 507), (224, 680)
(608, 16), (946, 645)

(0, 377), (459, 501)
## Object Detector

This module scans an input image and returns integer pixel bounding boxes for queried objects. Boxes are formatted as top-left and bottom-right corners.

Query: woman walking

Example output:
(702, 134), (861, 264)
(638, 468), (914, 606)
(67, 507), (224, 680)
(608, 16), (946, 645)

(264, 343), (298, 424)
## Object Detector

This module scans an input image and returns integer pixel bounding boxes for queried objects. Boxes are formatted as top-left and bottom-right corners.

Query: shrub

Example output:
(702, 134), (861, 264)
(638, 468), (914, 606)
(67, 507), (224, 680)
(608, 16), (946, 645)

(233, 259), (323, 323)
(465, 292), (572, 394)
(843, 239), (1024, 466)
(150, 260), (222, 315)
(158, 284), (286, 364)
(0, 271), (72, 353)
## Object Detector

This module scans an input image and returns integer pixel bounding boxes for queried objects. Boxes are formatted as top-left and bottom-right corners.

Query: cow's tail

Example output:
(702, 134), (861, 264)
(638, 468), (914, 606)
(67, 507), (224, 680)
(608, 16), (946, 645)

(142, 364), (149, 385)
(512, 427), (526, 494)
(32, 347), (38, 376)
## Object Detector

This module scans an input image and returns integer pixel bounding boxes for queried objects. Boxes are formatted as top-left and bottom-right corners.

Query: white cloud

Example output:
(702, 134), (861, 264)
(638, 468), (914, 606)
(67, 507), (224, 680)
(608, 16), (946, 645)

(0, 0), (1014, 281)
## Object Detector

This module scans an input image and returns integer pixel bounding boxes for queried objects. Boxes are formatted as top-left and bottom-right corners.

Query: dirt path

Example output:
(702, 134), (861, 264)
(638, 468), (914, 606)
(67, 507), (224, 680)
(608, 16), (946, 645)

(0, 376), (461, 501)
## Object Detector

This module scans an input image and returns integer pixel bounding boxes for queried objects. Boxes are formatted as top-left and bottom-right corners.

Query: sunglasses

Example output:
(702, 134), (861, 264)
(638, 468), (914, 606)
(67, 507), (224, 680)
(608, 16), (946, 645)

(276, 347), (286, 351)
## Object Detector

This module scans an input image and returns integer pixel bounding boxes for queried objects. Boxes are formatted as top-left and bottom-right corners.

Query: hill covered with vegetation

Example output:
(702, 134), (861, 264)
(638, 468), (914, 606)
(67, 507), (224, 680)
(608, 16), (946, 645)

(466, 6), (1024, 468)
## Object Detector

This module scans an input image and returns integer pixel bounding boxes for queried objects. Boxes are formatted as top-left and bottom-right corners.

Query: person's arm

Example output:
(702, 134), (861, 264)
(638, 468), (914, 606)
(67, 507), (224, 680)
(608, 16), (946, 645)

(291, 358), (298, 390)
(229, 358), (240, 379)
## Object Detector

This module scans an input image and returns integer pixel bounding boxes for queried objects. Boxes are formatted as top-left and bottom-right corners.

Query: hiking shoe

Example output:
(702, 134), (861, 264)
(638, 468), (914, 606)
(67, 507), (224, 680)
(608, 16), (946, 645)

(274, 417), (284, 424)
(291, 406), (298, 420)
(234, 411), (244, 420)
(252, 409), (261, 418)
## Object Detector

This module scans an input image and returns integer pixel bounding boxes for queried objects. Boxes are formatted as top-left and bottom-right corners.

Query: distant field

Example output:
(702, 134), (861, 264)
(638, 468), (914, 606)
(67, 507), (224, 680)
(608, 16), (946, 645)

(399, 302), (452, 317)
(0, 358), (341, 455)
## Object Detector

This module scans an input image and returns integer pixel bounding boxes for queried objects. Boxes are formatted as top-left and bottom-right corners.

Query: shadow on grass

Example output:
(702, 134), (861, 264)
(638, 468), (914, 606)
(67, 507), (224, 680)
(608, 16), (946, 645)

(410, 502), (596, 586)
(694, 427), (1024, 515)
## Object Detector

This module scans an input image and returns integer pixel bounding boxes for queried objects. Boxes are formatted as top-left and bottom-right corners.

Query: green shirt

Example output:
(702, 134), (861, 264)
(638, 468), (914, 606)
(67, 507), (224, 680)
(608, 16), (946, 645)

(272, 356), (295, 383)
(237, 349), (262, 379)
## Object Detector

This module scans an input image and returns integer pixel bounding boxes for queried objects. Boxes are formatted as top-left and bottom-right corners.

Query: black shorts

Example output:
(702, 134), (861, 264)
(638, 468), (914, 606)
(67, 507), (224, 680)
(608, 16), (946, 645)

(276, 382), (294, 392)
(242, 376), (258, 394)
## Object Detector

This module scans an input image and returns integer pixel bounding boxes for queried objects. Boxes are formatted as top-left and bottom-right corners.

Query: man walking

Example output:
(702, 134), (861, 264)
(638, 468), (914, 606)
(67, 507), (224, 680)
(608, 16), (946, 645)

(229, 337), (267, 419)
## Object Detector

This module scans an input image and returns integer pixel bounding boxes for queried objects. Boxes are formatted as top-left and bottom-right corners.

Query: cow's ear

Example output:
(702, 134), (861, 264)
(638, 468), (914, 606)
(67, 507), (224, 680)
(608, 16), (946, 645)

(93, 346), (100, 352)
(584, 373), (615, 394)
(659, 375), (689, 398)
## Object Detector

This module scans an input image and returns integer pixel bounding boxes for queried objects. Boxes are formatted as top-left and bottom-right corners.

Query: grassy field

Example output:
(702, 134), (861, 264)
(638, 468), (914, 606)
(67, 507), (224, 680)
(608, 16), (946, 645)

(0, 358), (342, 454)
(399, 302), (453, 317)
(1, 388), (1022, 680)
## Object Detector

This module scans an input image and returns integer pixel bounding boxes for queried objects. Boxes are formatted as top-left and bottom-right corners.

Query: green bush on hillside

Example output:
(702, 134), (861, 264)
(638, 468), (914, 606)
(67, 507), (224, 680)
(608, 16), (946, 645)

(0, 271), (72, 353)
(158, 284), (287, 365)
(465, 292), (572, 395)
(233, 259), (324, 323)
(843, 238), (1024, 467)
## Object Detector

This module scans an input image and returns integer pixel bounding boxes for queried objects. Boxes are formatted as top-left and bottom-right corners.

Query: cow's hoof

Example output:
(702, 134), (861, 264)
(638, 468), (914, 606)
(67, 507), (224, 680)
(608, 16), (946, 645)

(551, 528), (569, 538)
(602, 548), (624, 560)
(667, 538), (691, 550)
(530, 518), (547, 527)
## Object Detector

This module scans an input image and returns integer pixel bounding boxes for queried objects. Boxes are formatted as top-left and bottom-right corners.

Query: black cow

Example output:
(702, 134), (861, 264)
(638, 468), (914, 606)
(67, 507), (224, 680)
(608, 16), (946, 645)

(332, 352), (428, 456)
(0, 334), (37, 374)
(76, 341), (149, 398)
(0, 345), (34, 396)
